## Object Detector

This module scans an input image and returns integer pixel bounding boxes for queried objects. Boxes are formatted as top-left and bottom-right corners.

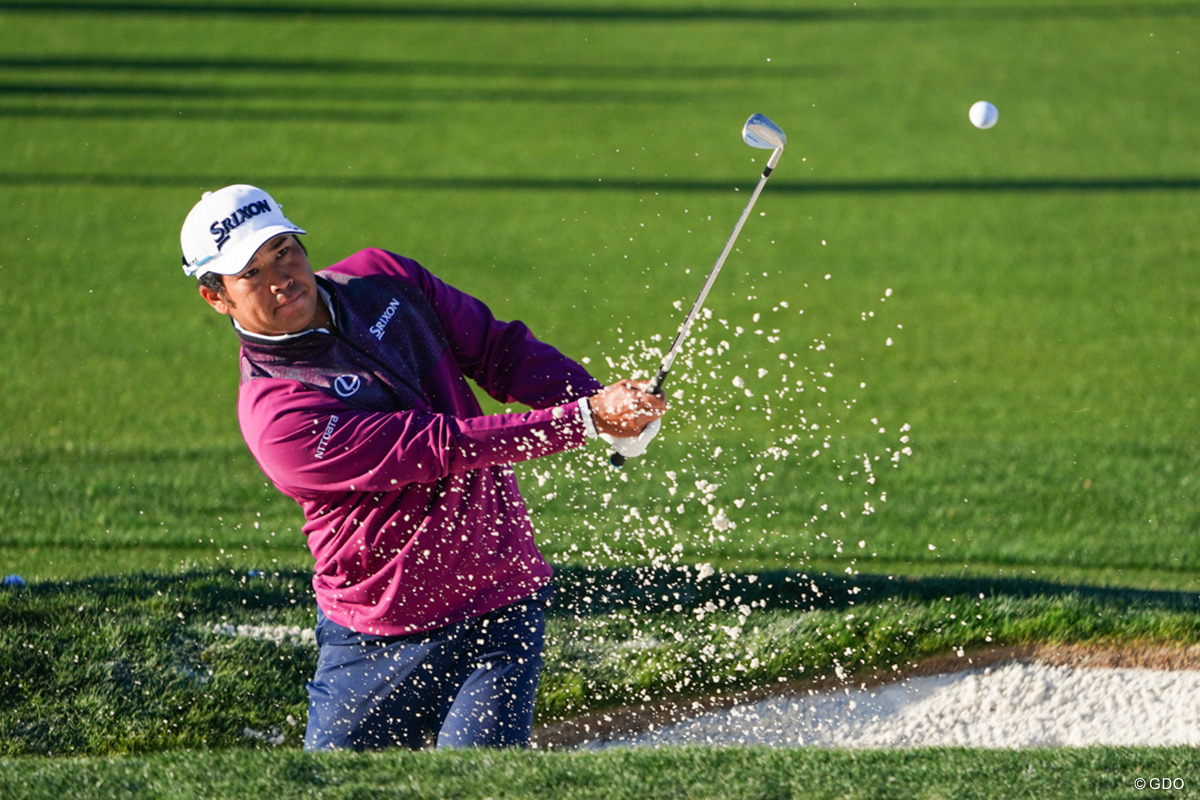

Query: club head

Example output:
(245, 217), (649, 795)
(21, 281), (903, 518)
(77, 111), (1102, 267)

(742, 113), (786, 151)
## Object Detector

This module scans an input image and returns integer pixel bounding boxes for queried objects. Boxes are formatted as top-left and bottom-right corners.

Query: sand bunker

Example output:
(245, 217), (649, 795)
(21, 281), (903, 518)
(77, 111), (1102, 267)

(538, 645), (1200, 750)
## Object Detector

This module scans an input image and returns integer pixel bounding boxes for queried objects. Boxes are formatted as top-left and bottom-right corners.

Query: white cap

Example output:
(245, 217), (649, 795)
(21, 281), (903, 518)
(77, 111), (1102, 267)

(180, 184), (306, 279)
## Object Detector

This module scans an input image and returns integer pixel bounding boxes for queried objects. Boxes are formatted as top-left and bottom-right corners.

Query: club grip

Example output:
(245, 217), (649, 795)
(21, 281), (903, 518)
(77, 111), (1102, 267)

(607, 377), (666, 469)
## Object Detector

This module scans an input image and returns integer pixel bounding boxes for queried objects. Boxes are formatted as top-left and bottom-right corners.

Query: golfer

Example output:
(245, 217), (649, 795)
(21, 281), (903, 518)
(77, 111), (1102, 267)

(180, 184), (665, 750)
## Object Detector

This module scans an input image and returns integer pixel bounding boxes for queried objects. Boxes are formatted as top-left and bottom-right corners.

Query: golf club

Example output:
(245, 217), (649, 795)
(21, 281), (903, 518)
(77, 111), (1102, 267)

(611, 113), (787, 467)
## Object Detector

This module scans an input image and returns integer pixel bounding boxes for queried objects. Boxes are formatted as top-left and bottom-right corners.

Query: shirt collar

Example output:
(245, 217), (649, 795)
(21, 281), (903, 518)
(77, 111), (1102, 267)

(232, 284), (337, 343)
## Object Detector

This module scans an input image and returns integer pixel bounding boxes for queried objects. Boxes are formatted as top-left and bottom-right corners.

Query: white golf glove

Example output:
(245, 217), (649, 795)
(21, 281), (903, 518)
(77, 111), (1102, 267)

(600, 418), (662, 459)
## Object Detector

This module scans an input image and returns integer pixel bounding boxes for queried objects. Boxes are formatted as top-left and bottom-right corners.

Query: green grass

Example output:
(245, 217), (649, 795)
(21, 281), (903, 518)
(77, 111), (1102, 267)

(3, 568), (1199, 757)
(5, 746), (1200, 800)
(2, 0), (1199, 796)
(3, 5), (1200, 588)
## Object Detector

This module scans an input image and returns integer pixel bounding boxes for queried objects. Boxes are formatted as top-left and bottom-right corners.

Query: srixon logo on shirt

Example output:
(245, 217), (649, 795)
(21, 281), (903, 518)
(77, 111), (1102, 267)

(209, 199), (272, 251)
(370, 298), (401, 340)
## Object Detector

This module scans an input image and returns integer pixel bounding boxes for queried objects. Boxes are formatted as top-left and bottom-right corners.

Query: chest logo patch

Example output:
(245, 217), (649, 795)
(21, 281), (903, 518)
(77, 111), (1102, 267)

(370, 297), (401, 340)
(334, 374), (362, 398)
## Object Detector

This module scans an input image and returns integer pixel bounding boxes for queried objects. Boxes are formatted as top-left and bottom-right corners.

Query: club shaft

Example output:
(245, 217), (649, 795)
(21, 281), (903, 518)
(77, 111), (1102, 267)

(651, 158), (778, 393)
(610, 153), (780, 469)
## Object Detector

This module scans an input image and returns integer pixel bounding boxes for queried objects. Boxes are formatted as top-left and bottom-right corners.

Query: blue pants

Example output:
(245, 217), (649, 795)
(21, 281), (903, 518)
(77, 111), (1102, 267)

(304, 588), (550, 751)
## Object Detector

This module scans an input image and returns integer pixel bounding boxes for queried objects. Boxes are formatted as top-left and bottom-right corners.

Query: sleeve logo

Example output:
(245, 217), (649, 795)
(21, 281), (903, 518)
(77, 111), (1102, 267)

(314, 414), (340, 460)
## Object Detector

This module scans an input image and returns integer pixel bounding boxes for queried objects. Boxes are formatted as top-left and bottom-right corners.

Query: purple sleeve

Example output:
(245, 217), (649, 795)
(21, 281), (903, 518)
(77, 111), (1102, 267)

(396, 253), (603, 407)
(239, 378), (589, 496)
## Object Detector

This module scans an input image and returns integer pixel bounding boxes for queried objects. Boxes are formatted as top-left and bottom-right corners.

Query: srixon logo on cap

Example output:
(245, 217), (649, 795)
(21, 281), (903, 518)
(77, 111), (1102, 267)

(210, 199), (273, 251)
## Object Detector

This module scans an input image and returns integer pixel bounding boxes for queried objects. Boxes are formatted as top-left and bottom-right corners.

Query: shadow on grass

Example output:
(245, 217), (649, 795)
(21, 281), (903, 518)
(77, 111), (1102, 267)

(2, 172), (1200, 195)
(6, 564), (1198, 621)
(0, 569), (313, 621)
(551, 564), (1200, 618)
(0, 55), (832, 81)
(1, 1), (1197, 23)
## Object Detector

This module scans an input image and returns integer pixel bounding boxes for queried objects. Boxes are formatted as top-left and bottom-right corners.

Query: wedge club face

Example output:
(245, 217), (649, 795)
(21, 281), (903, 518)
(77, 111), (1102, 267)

(742, 113), (787, 151)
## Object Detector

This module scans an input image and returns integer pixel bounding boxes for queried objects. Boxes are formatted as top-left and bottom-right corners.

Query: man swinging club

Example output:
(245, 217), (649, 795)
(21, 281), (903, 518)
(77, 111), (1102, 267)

(179, 184), (666, 750)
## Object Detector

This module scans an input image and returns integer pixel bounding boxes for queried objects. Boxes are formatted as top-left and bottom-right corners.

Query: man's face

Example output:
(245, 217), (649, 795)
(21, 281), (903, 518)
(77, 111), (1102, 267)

(199, 234), (323, 336)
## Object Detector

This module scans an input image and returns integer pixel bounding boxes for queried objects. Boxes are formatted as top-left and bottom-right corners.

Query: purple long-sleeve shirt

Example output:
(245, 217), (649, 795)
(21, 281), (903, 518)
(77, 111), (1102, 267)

(234, 248), (602, 635)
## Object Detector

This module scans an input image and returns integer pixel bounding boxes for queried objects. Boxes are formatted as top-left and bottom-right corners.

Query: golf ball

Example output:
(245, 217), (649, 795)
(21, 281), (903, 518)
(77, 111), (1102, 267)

(969, 101), (999, 130)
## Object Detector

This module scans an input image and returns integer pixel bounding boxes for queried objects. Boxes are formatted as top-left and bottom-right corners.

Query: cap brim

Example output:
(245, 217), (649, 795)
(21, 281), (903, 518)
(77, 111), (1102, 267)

(199, 224), (307, 277)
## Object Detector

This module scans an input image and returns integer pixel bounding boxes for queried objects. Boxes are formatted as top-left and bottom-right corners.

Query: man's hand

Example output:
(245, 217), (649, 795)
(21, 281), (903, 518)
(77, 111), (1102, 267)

(588, 379), (667, 437)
